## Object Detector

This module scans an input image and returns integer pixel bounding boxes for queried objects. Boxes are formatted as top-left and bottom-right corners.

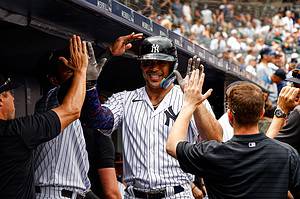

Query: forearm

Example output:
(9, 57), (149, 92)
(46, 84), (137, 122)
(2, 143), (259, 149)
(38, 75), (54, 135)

(97, 168), (121, 199)
(166, 105), (195, 158)
(266, 116), (286, 138)
(54, 71), (86, 130)
(80, 87), (114, 130)
(194, 103), (223, 142)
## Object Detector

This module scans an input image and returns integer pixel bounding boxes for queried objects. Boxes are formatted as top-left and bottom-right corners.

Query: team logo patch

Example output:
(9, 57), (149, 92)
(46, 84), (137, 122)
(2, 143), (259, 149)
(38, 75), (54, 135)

(151, 44), (160, 53)
(164, 106), (178, 126)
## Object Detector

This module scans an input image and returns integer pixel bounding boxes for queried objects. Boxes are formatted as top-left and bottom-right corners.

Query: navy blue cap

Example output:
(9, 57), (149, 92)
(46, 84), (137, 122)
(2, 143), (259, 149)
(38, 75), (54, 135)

(260, 48), (276, 57)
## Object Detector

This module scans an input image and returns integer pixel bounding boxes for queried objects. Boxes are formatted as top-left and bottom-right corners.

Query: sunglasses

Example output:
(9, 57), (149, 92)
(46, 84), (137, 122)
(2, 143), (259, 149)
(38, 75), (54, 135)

(141, 60), (171, 67)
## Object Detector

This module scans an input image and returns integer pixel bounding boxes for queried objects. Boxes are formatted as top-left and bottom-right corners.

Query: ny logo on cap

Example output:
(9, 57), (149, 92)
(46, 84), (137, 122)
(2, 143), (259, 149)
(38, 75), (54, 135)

(151, 44), (160, 53)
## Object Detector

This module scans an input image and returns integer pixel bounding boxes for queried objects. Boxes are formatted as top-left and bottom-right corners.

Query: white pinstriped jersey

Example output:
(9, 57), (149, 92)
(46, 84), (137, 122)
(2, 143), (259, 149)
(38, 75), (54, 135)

(103, 85), (215, 190)
(34, 87), (90, 196)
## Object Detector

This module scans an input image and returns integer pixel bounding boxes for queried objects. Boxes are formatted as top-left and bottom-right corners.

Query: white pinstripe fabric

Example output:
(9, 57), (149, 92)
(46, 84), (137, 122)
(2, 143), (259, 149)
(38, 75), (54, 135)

(103, 85), (215, 192)
(34, 87), (90, 198)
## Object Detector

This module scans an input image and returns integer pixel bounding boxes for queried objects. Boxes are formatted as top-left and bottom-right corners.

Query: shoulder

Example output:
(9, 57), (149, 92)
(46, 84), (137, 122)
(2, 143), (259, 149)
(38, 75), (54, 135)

(268, 137), (299, 155)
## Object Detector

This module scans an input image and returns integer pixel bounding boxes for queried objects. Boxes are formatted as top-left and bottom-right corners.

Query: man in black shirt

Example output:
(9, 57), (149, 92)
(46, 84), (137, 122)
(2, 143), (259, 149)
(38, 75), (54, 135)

(166, 70), (300, 198)
(0, 35), (88, 199)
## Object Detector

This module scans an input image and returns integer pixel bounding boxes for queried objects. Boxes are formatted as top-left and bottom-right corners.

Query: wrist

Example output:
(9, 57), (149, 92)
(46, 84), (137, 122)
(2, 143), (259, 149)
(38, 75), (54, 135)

(86, 80), (97, 90)
(182, 103), (197, 113)
(274, 106), (288, 119)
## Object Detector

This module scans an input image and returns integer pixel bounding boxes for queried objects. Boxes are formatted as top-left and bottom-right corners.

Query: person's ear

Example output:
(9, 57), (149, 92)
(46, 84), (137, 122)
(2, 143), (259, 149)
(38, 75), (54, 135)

(260, 108), (265, 119)
(228, 109), (234, 126)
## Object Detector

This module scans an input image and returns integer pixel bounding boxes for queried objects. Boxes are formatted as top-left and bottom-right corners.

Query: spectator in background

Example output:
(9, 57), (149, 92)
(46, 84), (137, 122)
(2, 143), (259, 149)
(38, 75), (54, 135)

(171, 0), (183, 25)
(245, 55), (257, 76)
(271, 68), (287, 95)
(182, 0), (192, 24)
(209, 31), (226, 55)
(227, 29), (241, 52)
(190, 18), (205, 40)
(201, 4), (213, 25)
(256, 48), (276, 84)
(282, 10), (294, 32)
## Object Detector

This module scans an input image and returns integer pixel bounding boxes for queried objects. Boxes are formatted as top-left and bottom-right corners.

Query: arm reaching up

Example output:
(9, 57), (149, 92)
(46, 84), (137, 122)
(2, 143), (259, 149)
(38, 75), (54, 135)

(174, 56), (222, 142)
(52, 35), (88, 131)
(166, 69), (212, 158)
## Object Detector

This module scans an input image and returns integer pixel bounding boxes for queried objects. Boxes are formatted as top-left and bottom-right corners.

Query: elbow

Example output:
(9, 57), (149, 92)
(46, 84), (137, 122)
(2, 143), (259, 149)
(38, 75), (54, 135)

(166, 143), (176, 158)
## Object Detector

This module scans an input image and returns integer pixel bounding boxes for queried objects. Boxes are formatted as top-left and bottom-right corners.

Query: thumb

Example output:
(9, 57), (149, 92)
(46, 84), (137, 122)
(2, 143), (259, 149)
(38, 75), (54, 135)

(174, 70), (183, 84)
(202, 89), (213, 101)
(97, 58), (107, 73)
(125, 43), (132, 50)
(58, 57), (75, 70)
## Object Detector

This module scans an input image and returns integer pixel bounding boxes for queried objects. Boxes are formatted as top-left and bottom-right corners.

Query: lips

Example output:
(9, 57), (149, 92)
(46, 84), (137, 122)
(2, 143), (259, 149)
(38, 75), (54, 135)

(147, 72), (163, 81)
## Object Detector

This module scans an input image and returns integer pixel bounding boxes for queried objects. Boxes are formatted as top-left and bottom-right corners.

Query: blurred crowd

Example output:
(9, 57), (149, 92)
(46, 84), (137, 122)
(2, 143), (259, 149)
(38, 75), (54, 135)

(122, 0), (300, 105)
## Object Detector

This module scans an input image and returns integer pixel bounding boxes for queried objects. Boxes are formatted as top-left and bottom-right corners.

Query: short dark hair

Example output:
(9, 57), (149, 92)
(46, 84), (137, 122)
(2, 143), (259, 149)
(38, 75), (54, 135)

(44, 48), (70, 77)
(228, 82), (265, 126)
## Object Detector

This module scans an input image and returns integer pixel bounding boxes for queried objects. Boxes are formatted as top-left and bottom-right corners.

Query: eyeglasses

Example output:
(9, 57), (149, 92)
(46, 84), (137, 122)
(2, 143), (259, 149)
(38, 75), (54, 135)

(141, 60), (171, 67)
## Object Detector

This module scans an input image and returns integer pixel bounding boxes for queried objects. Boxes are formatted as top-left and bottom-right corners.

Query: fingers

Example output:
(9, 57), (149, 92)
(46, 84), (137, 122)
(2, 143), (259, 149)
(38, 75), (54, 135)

(121, 32), (144, 44)
(87, 42), (96, 63)
(191, 55), (198, 70)
(174, 70), (183, 84)
(71, 36), (76, 55)
(58, 57), (76, 70)
(76, 36), (82, 53)
(82, 41), (87, 56)
(187, 58), (192, 76)
(186, 55), (203, 77)
(202, 89), (213, 101)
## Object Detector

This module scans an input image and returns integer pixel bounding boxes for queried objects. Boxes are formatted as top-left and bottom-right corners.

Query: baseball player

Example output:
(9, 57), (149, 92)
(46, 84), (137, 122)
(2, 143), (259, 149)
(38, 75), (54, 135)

(81, 34), (223, 198)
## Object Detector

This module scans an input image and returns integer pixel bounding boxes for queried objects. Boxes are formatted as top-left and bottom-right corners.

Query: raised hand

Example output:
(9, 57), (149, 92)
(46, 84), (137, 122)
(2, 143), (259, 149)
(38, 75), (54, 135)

(59, 35), (88, 73)
(183, 69), (213, 109)
(86, 42), (107, 81)
(109, 32), (143, 56)
(277, 86), (300, 114)
(174, 55), (203, 91)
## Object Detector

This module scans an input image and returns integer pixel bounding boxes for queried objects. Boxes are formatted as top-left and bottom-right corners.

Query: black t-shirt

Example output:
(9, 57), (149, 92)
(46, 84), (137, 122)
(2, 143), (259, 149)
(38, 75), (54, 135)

(276, 106), (300, 154)
(177, 133), (300, 198)
(83, 127), (115, 198)
(0, 110), (61, 199)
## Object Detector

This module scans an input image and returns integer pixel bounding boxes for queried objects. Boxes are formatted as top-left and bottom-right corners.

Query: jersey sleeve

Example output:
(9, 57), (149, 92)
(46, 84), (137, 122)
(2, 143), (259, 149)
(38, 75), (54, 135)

(8, 110), (61, 149)
(176, 140), (219, 176)
(103, 91), (127, 134)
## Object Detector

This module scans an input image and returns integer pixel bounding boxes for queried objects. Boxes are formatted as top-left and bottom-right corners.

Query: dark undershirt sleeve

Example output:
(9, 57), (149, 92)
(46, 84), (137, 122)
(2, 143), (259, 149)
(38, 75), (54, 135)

(9, 110), (61, 149)
(95, 132), (115, 169)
